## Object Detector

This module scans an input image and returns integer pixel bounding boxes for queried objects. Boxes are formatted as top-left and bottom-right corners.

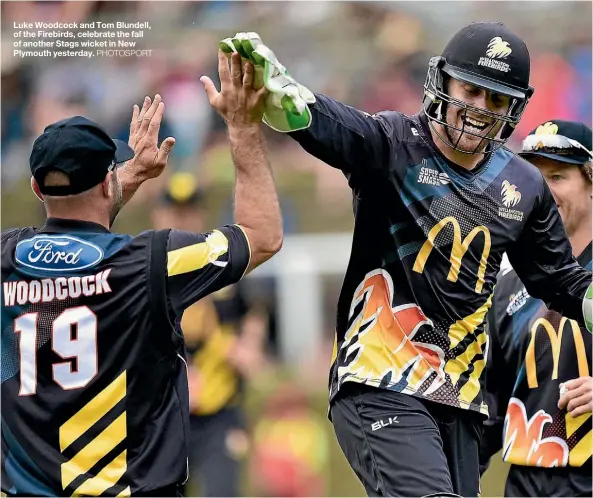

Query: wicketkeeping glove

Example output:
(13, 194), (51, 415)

(219, 32), (315, 133)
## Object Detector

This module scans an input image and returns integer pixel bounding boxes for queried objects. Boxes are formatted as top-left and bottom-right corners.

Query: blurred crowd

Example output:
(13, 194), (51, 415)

(1, 2), (591, 496)
(2, 1), (591, 235)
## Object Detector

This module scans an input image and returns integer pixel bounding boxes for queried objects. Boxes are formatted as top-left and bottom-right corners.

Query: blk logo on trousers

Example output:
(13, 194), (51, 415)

(371, 416), (399, 431)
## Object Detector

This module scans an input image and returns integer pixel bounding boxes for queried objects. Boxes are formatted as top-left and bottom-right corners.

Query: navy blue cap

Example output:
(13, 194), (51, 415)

(519, 120), (593, 165)
(29, 116), (134, 196)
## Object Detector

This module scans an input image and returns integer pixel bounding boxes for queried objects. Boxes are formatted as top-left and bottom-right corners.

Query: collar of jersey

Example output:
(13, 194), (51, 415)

(38, 217), (111, 234)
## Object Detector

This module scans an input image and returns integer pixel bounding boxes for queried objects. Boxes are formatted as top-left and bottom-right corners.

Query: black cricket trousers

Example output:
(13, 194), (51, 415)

(330, 383), (482, 497)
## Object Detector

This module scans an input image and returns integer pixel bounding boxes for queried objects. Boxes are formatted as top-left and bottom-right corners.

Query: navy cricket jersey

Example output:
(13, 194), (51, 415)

(481, 244), (592, 495)
(1, 218), (250, 496)
(290, 94), (592, 417)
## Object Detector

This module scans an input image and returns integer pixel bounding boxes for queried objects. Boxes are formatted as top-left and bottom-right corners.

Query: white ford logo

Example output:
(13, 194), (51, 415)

(16, 236), (104, 272)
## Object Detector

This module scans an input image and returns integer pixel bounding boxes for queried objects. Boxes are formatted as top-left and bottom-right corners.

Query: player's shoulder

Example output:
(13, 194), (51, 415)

(2, 228), (31, 273)
(368, 110), (427, 146)
(1, 227), (35, 258)
(108, 229), (170, 250)
(165, 225), (244, 253)
(130, 228), (162, 244)
(123, 229), (171, 258)
(4, 227), (150, 273)
(498, 147), (546, 187)
(2, 226), (34, 242)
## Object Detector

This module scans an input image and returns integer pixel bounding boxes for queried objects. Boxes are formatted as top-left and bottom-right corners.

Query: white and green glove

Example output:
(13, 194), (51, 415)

(584, 282), (593, 333)
(219, 32), (315, 133)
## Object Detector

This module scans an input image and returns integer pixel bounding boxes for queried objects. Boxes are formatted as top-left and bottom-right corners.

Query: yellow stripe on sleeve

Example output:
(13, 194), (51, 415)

(167, 230), (229, 277)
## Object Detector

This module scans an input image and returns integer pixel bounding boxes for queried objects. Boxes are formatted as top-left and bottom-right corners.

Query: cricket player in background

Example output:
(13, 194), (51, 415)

(482, 120), (592, 497)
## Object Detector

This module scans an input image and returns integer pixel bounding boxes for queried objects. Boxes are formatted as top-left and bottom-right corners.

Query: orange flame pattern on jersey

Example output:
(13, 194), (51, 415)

(503, 398), (569, 467)
(340, 270), (445, 392)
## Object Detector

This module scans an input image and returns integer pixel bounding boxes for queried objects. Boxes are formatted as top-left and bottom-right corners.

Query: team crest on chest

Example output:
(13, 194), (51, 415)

(498, 180), (524, 221)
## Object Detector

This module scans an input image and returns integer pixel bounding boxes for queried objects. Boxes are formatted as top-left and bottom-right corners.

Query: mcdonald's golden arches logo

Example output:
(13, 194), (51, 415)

(413, 216), (491, 293)
(525, 317), (589, 388)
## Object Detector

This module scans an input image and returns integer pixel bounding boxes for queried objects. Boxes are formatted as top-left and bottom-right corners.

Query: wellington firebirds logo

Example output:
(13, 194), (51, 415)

(533, 122), (560, 150)
(535, 121), (559, 136)
(499, 180), (524, 221)
(486, 37), (512, 59)
(501, 180), (522, 208)
(479, 37), (512, 72)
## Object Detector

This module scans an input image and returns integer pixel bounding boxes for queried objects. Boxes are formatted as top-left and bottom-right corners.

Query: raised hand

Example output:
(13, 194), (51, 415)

(127, 94), (176, 181)
(219, 32), (315, 133)
(200, 51), (267, 128)
(118, 94), (176, 204)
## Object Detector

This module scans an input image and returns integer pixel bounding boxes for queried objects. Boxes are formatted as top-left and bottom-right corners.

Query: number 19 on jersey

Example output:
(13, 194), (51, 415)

(14, 306), (98, 395)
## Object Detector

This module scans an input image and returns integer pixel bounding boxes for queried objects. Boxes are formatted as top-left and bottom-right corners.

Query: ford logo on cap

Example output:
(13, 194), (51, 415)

(16, 235), (104, 272)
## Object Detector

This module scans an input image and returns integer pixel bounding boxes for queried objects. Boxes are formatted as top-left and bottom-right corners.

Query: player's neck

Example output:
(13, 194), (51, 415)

(569, 224), (592, 259)
(45, 210), (110, 230)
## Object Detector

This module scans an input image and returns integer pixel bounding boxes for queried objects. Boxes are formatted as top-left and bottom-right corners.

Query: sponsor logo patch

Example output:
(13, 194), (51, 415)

(16, 235), (103, 272)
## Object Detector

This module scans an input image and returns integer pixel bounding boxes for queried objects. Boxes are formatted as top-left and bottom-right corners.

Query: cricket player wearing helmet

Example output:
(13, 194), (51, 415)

(221, 22), (593, 497)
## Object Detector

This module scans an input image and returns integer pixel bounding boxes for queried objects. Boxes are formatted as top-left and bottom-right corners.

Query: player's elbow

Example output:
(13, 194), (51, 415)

(269, 230), (283, 255)
(262, 216), (283, 255)
(243, 225), (283, 271)
(257, 231), (283, 262)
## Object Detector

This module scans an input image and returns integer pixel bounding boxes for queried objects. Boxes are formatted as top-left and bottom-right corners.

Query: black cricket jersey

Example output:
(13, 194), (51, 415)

(482, 244), (592, 496)
(290, 94), (592, 417)
(1, 218), (250, 496)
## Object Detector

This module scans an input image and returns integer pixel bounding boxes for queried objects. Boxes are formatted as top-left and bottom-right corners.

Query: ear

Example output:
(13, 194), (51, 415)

(101, 172), (113, 198)
(30, 177), (44, 202)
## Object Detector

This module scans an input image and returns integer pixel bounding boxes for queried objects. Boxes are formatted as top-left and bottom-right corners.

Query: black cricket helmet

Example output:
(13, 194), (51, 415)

(423, 22), (535, 154)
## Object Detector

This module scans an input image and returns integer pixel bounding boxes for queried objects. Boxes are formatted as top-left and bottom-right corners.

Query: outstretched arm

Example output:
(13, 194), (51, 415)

(201, 50), (283, 274)
(218, 33), (394, 179)
(289, 94), (393, 178)
(164, 51), (283, 316)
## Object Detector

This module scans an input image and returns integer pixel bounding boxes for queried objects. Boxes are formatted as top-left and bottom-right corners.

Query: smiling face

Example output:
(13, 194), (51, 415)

(530, 157), (592, 238)
(442, 78), (512, 153)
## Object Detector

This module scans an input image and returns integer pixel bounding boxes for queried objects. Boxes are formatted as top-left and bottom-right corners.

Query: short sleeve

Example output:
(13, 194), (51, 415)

(165, 225), (251, 316)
